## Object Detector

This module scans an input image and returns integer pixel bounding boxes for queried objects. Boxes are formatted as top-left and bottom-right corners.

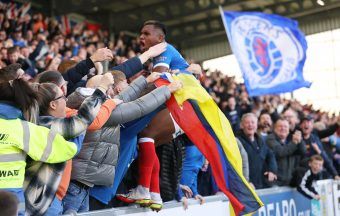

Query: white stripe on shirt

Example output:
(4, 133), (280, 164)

(299, 169), (317, 198)
(153, 63), (170, 68)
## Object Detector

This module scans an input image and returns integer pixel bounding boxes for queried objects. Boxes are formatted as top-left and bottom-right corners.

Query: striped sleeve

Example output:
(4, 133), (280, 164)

(297, 170), (317, 199)
(51, 89), (107, 139)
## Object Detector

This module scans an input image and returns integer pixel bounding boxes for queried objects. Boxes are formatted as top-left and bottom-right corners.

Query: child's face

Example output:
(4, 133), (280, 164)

(309, 160), (323, 174)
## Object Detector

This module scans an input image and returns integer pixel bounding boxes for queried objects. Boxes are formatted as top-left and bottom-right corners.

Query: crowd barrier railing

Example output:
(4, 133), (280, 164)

(64, 180), (340, 216)
(65, 194), (229, 216)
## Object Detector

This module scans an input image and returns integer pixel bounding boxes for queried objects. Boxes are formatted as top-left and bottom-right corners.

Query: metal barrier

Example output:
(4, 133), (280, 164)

(64, 180), (340, 216)
(65, 194), (229, 216)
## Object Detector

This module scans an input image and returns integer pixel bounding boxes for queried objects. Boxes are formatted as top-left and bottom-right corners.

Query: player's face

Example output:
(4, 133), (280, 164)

(140, 25), (162, 51)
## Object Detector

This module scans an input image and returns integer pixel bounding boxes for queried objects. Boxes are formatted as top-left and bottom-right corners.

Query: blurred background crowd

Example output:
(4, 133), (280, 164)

(0, 1), (339, 215)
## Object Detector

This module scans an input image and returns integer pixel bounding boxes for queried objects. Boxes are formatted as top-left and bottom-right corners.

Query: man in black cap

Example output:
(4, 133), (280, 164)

(300, 115), (340, 180)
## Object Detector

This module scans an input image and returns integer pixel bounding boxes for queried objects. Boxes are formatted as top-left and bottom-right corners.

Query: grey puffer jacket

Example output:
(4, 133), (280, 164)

(71, 76), (171, 186)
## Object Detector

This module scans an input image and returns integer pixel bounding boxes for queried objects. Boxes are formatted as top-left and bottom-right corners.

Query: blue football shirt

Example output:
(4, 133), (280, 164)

(153, 43), (189, 71)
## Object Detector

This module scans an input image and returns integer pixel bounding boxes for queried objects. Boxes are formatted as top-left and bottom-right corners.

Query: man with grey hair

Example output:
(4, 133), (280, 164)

(236, 113), (278, 189)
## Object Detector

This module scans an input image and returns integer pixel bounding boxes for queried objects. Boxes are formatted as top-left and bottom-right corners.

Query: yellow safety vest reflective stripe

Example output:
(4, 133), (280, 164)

(0, 118), (77, 189)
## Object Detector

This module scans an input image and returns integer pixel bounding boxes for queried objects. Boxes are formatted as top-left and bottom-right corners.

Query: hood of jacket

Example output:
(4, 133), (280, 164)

(66, 87), (95, 109)
(0, 101), (23, 119)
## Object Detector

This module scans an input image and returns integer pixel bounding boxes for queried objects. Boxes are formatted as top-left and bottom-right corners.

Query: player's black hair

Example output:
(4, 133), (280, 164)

(142, 20), (167, 36)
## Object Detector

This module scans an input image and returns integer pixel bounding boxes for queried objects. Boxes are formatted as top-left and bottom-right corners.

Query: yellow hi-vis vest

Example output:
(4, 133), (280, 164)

(0, 118), (78, 189)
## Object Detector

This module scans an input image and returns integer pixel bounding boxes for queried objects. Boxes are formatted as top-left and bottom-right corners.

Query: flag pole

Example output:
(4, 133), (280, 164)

(219, 6), (234, 54)
(219, 5), (229, 37)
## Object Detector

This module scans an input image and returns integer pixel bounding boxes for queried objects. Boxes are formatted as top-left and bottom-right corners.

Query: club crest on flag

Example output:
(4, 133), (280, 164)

(220, 10), (311, 96)
(246, 33), (282, 85)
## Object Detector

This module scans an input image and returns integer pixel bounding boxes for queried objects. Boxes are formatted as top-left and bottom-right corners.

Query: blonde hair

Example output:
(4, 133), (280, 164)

(110, 70), (126, 83)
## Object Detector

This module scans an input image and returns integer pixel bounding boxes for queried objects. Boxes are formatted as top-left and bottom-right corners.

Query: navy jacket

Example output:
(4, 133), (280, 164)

(237, 131), (278, 189)
(63, 56), (143, 95)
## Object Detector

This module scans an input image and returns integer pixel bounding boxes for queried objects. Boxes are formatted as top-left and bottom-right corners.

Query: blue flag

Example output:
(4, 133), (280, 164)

(220, 9), (311, 96)
(89, 108), (162, 205)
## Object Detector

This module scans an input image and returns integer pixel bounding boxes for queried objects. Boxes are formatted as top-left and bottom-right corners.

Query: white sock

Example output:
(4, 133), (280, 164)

(137, 185), (150, 195)
(150, 192), (162, 201)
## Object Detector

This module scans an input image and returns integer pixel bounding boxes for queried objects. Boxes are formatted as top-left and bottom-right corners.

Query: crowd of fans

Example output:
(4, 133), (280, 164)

(0, 2), (339, 216)
(202, 71), (340, 190)
(0, 2), (142, 79)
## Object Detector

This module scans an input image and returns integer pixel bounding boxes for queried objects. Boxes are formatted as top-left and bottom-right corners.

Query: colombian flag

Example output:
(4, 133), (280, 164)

(155, 73), (263, 215)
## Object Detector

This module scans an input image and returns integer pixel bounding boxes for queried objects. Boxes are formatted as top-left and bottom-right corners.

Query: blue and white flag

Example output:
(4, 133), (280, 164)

(220, 9), (311, 96)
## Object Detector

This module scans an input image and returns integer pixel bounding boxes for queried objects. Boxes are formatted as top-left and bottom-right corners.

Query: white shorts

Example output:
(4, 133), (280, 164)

(169, 112), (185, 138)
